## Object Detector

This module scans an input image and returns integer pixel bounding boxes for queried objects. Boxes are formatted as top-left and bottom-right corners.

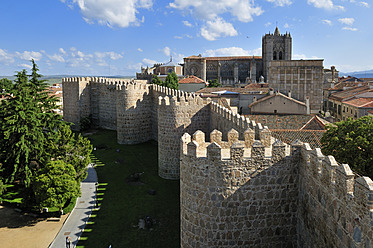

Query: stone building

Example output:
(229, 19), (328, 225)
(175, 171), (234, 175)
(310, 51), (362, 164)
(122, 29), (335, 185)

(63, 77), (373, 248)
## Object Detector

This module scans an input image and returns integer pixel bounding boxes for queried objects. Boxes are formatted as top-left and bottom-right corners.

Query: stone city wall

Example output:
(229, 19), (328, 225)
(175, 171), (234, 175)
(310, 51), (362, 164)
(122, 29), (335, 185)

(158, 93), (211, 179)
(180, 129), (300, 247)
(297, 144), (373, 248)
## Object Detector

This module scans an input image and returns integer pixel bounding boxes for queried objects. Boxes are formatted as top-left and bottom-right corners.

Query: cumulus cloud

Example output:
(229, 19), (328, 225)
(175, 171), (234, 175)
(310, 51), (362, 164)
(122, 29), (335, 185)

(182, 20), (193, 27)
(169, 0), (263, 23)
(203, 47), (261, 57)
(200, 17), (238, 41)
(307, 0), (344, 10)
(62, 0), (153, 28)
(0, 49), (15, 64)
(266, 0), (292, 7)
(322, 19), (332, 25)
(15, 51), (43, 61)
(342, 27), (358, 31)
(359, 2), (369, 7)
(137, 48), (143, 52)
(338, 17), (354, 25)
(161, 47), (171, 57)
(48, 54), (65, 63)
(19, 63), (33, 70)
(95, 51), (123, 60)
(142, 58), (158, 65)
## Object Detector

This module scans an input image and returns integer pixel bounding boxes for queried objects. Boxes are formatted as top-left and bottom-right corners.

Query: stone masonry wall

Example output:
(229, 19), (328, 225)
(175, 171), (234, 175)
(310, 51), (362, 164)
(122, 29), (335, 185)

(180, 129), (300, 247)
(297, 144), (373, 248)
(158, 93), (211, 180)
(116, 83), (153, 144)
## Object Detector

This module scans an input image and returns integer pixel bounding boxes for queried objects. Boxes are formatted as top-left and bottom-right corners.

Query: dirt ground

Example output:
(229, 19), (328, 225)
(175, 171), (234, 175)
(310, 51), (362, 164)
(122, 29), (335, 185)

(0, 205), (67, 248)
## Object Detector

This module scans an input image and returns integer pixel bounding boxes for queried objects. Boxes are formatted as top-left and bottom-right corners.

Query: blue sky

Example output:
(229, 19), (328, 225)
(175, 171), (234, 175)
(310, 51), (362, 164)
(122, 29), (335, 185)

(0, 0), (372, 76)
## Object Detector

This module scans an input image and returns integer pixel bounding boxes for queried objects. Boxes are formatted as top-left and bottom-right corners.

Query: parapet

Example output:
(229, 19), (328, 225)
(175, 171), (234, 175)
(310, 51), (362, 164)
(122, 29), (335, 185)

(158, 95), (211, 107)
(301, 142), (373, 212)
(181, 128), (287, 161)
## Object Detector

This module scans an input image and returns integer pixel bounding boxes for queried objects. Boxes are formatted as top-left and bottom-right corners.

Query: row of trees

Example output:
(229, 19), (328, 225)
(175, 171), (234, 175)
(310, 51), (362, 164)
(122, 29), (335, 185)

(0, 61), (92, 210)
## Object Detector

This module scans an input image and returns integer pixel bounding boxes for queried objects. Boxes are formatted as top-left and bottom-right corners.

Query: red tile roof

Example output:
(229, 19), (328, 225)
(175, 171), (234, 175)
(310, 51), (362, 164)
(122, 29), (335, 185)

(343, 98), (373, 108)
(179, 75), (205, 84)
(329, 86), (373, 101)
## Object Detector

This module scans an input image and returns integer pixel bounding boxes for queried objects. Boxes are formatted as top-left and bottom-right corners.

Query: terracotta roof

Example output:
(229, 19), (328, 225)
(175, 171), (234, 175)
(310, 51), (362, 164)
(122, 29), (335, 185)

(343, 98), (373, 108)
(329, 86), (372, 101)
(271, 130), (325, 149)
(300, 115), (330, 130)
(244, 83), (269, 89)
(249, 92), (306, 108)
(185, 55), (262, 61)
(179, 75), (205, 84)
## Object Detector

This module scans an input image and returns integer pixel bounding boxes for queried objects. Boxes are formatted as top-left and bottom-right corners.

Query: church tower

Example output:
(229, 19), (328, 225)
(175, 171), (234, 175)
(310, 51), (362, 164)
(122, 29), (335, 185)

(262, 27), (292, 81)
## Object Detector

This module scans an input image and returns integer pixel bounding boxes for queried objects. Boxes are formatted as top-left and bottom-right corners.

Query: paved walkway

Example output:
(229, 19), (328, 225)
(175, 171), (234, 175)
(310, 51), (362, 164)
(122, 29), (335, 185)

(49, 164), (97, 248)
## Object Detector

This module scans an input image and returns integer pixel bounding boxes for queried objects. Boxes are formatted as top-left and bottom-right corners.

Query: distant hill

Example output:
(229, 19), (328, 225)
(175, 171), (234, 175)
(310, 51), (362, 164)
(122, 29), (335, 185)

(340, 69), (373, 78)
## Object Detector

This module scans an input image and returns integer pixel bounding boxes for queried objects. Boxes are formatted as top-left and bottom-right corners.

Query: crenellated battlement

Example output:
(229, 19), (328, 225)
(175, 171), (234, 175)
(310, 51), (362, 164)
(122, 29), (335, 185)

(157, 95), (212, 107)
(62, 76), (148, 86)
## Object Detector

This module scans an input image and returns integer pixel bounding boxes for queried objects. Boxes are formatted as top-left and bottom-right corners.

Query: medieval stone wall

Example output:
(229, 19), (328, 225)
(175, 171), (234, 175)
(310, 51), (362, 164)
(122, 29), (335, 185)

(158, 92), (211, 179)
(297, 144), (373, 248)
(180, 130), (300, 247)
(116, 83), (153, 144)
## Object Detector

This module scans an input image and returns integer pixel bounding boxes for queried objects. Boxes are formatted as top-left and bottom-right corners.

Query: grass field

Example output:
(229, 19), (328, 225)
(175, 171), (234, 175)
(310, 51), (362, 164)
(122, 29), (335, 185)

(76, 130), (180, 248)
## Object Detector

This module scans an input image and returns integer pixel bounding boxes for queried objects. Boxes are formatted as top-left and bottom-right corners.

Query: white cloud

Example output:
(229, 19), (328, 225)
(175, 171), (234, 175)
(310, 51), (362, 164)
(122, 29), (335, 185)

(94, 51), (123, 60)
(137, 48), (143, 52)
(48, 54), (65, 63)
(307, 0), (344, 10)
(169, 0), (263, 23)
(161, 47), (171, 57)
(266, 0), (292, 7)
(172, 52), (185, 63)
(0, 49), (15, 64)
(359, 2), (369, 7)
(322, 19), (332, 25)
(265, 22), (272, 27)
(62, 0), (153, 28)
(338, 17), (354, 25)
(342, 27), (358, 31)
(200, 17), (238, 41)
(19, 63), (33, 70)
(59, 48), (66, 54)
(293, 54), (322, 59)
(182, 20), (193, 27)
(15, 51), (43, 61)
(142, 58), (157, 65)
(284, 23), (290, 28)
(203, 47), (261, 57)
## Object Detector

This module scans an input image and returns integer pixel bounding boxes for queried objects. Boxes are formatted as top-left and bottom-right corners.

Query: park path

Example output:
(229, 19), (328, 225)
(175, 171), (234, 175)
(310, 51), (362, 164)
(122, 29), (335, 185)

(49, 164), (97, 248)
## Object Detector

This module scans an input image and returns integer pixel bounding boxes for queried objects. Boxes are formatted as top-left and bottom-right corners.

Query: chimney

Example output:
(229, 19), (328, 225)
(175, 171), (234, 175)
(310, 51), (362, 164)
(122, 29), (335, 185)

(331, 80), (335, 89)
(253, 96), (257, 102)
(331, 66), (335, 82)
(269, 88), (274, 95)
(288, 90), (292, 98)
(306, 97), (310, 115)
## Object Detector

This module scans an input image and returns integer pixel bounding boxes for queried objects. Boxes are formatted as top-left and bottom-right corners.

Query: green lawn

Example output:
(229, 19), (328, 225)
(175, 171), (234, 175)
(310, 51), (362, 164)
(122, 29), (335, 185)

(76, 130), (180, 248)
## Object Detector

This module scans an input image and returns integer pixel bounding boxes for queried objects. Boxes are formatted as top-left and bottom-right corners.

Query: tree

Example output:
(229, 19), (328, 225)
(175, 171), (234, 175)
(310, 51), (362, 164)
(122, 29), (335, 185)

(0, 78), (13, 93)
(0, 61), (92, 188)
(152, 75), (163, 86)
(320, 116), (373, 178)
(207, 79), (220, 88)
(164, 71), (179, 90)
(32, 160), (80, 209)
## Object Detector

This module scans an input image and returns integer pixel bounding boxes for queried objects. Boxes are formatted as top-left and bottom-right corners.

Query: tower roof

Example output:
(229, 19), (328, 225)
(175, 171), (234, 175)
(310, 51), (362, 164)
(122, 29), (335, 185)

(274, 26), (280, 36)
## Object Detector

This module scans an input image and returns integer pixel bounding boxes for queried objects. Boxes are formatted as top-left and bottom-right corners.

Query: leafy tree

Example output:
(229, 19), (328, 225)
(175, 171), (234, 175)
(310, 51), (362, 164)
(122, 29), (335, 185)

(164, 71), (179, 90)
(0, 78), (13, 93)
(152, 75), (163, 86)
(32, 160), (80, 209)
(207, 79), (220, 88)
(0, 60), (92, 188)
(320, 116), (373, 178)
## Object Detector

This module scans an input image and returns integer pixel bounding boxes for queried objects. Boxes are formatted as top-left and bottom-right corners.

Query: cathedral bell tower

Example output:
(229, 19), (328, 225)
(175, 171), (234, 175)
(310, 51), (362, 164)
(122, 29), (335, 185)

(262, 27), (292, 81)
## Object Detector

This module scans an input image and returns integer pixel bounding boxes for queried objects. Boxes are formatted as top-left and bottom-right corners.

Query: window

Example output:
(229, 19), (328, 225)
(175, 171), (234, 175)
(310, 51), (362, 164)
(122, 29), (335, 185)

(279, 51), (283, 60)
(273, 51), (277, 60)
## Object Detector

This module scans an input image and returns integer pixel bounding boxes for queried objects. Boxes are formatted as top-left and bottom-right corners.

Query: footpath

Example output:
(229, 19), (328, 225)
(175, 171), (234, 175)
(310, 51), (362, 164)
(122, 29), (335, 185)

(49, 164), (97, 248)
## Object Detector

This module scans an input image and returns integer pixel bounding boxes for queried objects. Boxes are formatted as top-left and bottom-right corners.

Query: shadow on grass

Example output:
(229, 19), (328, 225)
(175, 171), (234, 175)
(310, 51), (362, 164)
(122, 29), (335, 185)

(76, 130), (180, 248)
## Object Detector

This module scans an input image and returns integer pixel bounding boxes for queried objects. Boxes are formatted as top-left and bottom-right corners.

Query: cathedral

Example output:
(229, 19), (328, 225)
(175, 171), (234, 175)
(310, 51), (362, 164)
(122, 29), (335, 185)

(183, 27), (324, 113)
